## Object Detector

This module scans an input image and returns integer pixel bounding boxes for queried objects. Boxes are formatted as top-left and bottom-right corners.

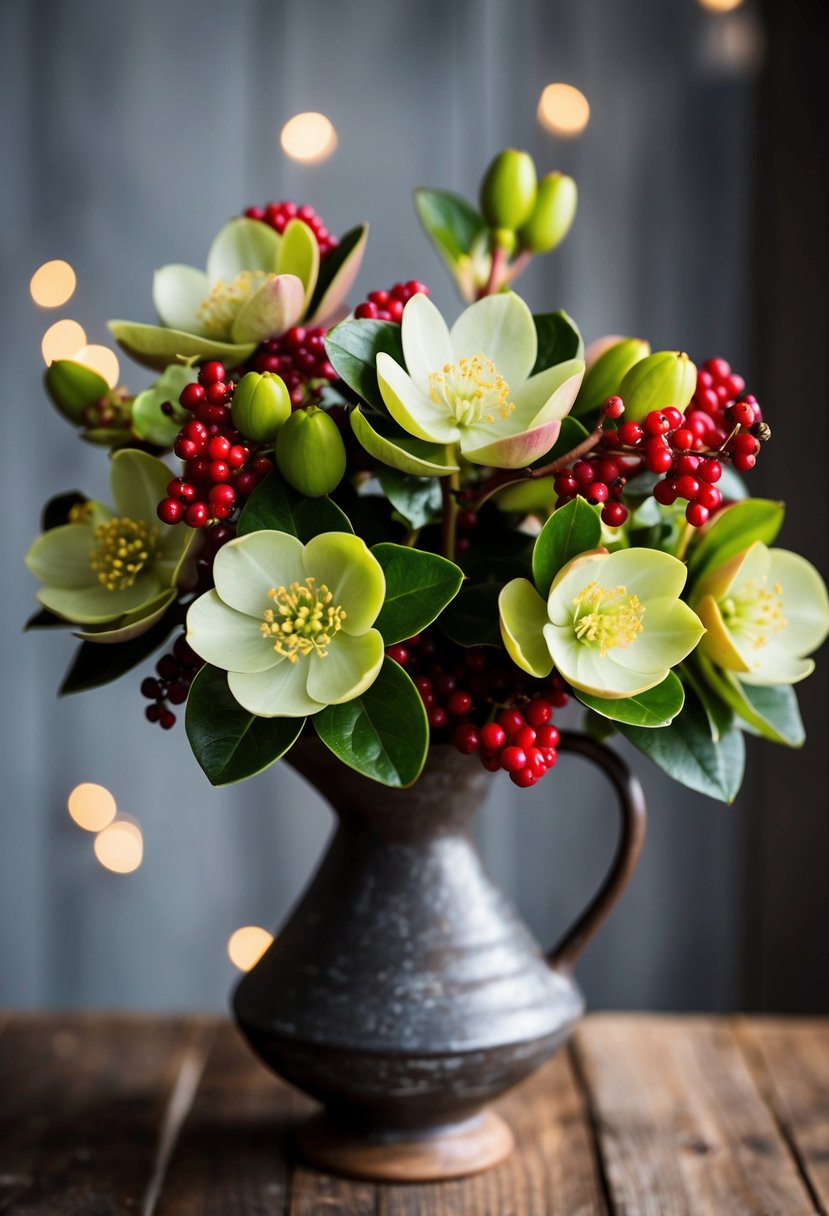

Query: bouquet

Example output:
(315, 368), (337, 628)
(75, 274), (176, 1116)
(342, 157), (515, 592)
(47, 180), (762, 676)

(26, 150), (829, 803)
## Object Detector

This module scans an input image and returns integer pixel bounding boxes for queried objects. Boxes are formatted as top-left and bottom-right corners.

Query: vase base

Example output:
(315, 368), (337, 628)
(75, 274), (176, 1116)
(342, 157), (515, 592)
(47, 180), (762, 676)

(295, 1108), (515, 1182)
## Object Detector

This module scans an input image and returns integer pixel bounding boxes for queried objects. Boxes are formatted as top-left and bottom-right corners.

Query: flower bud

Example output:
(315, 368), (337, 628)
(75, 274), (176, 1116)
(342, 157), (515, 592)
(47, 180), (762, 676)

(275, 406), (347, 498)
(231, 371), (291, 443)
(619, 351), (697, 423)
(517, 173), (578, 254)
(479, 149), (538, 231)
(574, 338), (651, 417)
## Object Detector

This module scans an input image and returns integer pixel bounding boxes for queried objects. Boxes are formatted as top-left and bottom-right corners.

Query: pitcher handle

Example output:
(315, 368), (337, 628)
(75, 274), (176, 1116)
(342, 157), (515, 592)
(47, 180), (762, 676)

(548, 730), (647, 973)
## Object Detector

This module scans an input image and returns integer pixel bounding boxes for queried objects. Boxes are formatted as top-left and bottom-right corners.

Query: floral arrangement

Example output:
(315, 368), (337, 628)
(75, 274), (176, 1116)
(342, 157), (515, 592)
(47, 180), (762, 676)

(26, 150), (829, 802)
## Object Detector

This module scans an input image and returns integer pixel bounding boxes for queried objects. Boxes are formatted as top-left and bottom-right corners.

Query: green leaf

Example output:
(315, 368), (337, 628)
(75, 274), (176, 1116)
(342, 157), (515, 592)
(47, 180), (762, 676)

(350, 408), (458, 476)
(237, 472), (353, 541)
(532, 497), (602, 593)
(308, 224), (368, 322)
(45, 360), (109, 423)
(314, 656), (428, 786)
(681, 659), (734, 742)
(438, 582), (503, 648)
(576, 672), (685, 728)
(108, 320), (255, 373)
(185, 664), (305, 786)
(531, 310), (584, 374)
(59, 605), (185, 695)
(414, 188), (486, 268)
(371, 544), (463, 645)
(617, 687), (746, 803)
(695, 653), (804, 747)
(687, 499), (785, 581)
(529, 415), (590, 470)
(324, 319), (405, 413)
(376, 467), (441, 530)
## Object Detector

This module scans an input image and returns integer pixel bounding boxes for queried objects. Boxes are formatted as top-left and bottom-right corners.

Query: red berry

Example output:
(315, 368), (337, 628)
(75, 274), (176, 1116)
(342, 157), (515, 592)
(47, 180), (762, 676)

(645, 441), (673, 474)
(514, 725), (537, 750)
(731, 432), (759, 455)
(696, 483), (722, 511)
(675, 475), (700, 501)
(672, 428), (694, 451)
(158, 497), (183, 524)
(536, 723), (560, 748)
(525, 699), (552, 727)
(732, 451), (756, 472)
(447, 690), (473, 716)
(603, 395), (625, 419)
(573, 461), (596, 486)
(185, 502), (209, 528)
(725, 400), (756, 427)
(594, 459), (620, 484)
(208, 483), (236, 509)
(653, 479), (677, 506)
(618, 421), (644, 447)
(480, 722), (507, 751)
(698, 459), (722, 483)
(480, 752), (502, 772)
(586, 481), (609, 504)
(644, 411), (671, 437)
(686, 502), (710, 527)
(454, 724), (480, 755)
(387, 644), (409, 666)
(207, 435), (231, 459)
(501, 746), (528, 773)
(497, 709), (525, 737)
(199, 361), (225, 385)
(602, 501), (628, 527)
(209, 460), (231, 482)
(180, 383), (205, 411)
(704, 357), (731, 380)
(510, 767), (537, 788)
(555, 472), (578, 497)
(663, 407), (684, 428)
(724, 373), (746, 398)
(527, 748), (548, 775)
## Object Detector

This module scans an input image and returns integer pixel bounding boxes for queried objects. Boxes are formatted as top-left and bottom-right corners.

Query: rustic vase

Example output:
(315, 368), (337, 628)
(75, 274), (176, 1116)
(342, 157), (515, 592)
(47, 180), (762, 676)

(233, 732), (646, 1182)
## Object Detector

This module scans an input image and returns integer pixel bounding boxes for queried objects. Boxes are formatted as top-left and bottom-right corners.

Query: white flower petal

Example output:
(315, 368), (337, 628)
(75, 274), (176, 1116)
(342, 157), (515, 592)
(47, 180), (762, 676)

(213, 532), (307, 616)
(601, 549), (689, 604)
(306, 630), (385, 704)
(614, 598), (704, 675)
(206, 218), (281, 282)
(152, 264), (210, 333)
(510, 361), (584, 427)
(449, 293), (537, 387)
(376, 352), (461, 443)
(767, 549), (829, 657)
(544, 624), (663, 697)
(186, 590), (283, 673)
(229, 659), (325, 718)
(401, 293), (454, 394)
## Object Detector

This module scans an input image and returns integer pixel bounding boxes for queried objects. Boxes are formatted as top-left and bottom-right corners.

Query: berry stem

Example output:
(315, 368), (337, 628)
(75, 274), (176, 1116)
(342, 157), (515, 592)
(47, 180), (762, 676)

(478, 246), (508, 299)
(503, 250), (533, 286)
(441, 462), (460, 561)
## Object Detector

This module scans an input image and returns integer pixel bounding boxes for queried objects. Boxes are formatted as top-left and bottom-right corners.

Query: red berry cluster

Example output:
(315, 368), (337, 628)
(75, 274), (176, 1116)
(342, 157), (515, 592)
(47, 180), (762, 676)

(243, 201), (338, 257)
(252, 327), (338, 408)
(157, 362), (273, 528)
(688, 357), (764, 473)
(554, 396), (630, 528)
(141, 634), (204, 730)
(354, 280), (429, 323)
(385, 629), (569, 790)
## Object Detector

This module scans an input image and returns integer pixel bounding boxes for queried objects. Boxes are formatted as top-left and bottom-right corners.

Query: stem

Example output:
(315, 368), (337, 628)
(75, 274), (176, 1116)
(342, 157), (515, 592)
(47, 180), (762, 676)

(478, 245), (508, 298)
(502, 250), (533, 286)
(462, 418), (608, 511)
(441, 461), (460, 561)
(674, 518), (693, 562)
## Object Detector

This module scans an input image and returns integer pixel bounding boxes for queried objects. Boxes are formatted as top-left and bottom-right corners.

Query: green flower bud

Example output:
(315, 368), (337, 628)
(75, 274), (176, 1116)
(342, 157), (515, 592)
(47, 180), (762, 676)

(492, 227), (518, 255)
(574, 338), (651, 417)
(275, 406), (347, 498)
(231, 371), (291, 443)
(479, 149), (538, 230)
(619, 351), (698, 422)
(517, 173), (578, 254)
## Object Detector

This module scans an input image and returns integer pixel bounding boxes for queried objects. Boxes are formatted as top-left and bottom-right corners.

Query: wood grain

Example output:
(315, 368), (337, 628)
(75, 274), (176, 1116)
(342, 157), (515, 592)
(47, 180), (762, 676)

(0, 1013), (197, 1215)
(574, 1015), (817, 1215)
(737, 1017), (829, 1213)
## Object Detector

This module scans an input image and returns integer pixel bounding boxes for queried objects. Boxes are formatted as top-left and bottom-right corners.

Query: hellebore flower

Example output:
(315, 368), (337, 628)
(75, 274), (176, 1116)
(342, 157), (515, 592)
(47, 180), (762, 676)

(186, 530), (386, 717)
(500, 547), (704, 698)
(25, 450), (194, 642)
(692, 541), (829, 685)
(375, 292), (583, 469)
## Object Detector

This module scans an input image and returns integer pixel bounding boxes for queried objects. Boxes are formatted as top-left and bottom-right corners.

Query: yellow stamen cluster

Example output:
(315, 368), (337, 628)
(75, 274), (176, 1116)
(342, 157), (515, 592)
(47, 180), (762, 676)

(721, 578), (787, 656)
(90, 518), (158, 592)
(197, 269), (268, 335)
(573, 582), (645, 657)
(428, 354), (515, 427)
(261, 577), (346, 663)
(69, 502), (95, 524)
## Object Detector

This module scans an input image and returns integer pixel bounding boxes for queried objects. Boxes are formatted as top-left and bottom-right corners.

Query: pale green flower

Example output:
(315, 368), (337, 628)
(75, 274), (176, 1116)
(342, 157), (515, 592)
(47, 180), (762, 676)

(375, 292), (583, 469)
(186, 530), (386, 717)
(25, 450), (194, 642)
(692, 541), (829, 685)
(500, 548), (704, 698)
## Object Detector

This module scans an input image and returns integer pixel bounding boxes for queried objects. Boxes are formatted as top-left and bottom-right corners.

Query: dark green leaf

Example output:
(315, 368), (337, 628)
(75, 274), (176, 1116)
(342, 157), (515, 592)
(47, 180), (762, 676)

(414, 188), (486, 267)
(324, 319), (404, 413)
(44, 360), (108, 422)
(532, 497), (602, 593)
(308, 224), (368, 319)
(687, 499), (785, 581)
(59, 605), (185, 695)
(376, 467), (442, 530)
(438, 582), (503, 648)
(681, 659), (734, 742)
(237, 472), (353, 541)
(576, 672), (685, 729)
(531, 310), (584, 374)
(371, 544), (463, 645)
(314, 657), (428, 786)
(617, 687), (745, 803)
(41, 491), (86, 532)
(695, 654), (804, 747)
(185, 664), (304, 786)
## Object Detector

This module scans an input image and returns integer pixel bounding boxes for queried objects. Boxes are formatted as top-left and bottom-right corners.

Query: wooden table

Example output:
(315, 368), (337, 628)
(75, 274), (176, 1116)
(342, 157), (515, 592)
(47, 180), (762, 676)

(1, 1013), (827, 1214)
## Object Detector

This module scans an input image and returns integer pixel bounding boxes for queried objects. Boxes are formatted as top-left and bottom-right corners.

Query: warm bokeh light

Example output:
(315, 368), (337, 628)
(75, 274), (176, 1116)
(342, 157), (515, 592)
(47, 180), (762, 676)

(67, 783), (117, 833)
(73, 344), (120, 389)
(537, 83), (591, 138)
(30, 260), (77, 308)
(94, 819), (143, 874)
(228, 926), (274, 971)
(280, 111), (338, 163)
(41, 319), (87, 366)
(698, 0), (744, 10)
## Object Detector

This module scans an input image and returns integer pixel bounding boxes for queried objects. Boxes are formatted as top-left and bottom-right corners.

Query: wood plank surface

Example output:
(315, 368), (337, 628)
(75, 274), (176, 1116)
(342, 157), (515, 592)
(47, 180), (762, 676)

(573, 1015), (818, 1216)
(0, 1013), (201, 1216)
(737, 1018), (829, 1213)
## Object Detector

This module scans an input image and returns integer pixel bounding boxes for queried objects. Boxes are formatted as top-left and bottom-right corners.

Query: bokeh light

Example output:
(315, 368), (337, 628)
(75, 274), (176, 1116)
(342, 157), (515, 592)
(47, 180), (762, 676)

(698, 0), (744, 10)
(30, 260), (77, 308)
(67, 783), (117, 833)
(94, 819), (143, 874)
(537, 83), (591, 138)
(73, 344), (120, 388)
(41, 319), (87, 365)
(280, 112), (338, 163)
(228, 926), (274, 971)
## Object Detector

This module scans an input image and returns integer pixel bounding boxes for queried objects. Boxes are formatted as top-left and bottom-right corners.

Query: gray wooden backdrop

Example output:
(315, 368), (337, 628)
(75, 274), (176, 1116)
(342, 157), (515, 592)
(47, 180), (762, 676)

(2, 0), (826, 1012)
